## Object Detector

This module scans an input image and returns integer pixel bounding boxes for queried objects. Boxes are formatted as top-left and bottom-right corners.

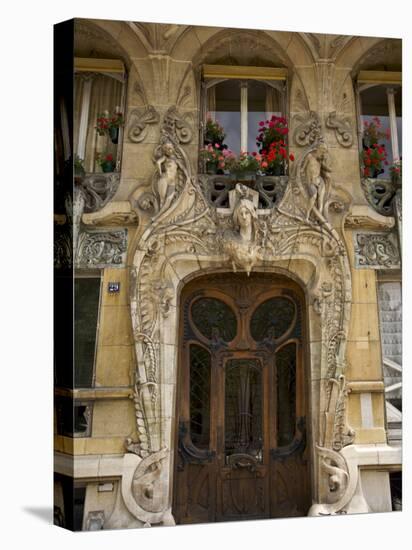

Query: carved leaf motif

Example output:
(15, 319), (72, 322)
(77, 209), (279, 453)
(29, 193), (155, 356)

(326, 111), (353, 148)
(128, 105), (160, 143)
(293, 111), (322, 146)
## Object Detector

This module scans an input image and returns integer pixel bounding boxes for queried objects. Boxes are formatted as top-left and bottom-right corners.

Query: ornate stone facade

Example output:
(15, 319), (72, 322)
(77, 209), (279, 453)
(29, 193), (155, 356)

(54, 19), (402, 530)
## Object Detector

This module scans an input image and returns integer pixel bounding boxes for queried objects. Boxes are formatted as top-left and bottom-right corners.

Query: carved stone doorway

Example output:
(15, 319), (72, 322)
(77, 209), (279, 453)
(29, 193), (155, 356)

(173, 273), (311, 524)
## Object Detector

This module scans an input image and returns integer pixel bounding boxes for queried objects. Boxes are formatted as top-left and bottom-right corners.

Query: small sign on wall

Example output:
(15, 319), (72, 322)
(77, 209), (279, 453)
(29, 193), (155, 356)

(108, 282), (120, 294)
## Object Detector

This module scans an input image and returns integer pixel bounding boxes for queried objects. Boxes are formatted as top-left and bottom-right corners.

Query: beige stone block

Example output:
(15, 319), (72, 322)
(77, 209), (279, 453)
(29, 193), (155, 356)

(354, 428), (387, 445)
(101, 268), (129, 308)
(372, 392), (386, 428)
(307, 305), (322, 343)
(347, 393), (362, 429)
(84, 437), (127, 455)
(346, 340), (383, 381)
(95, 345), (135, 387)
(120, 142), (155, 180)
(92, 400), (135, 437)
(350, 268), (377, 304)
(99, 305), (133, 346)
(72, 438), (86, 455)
(348, 302), (380, 342)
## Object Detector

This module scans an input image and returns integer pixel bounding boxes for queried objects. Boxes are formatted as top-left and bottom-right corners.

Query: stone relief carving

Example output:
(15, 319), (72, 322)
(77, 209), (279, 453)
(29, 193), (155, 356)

(127, 105), (160, 143)
(361, 177), (399, 216)
(326, 111), (353, 148)
(126, 106), (356, 523)
(301, 143), (332, 221)
(76, 230), (127, 267)
(162, 106), (193, 144)
(222, 184), (260, 275)
(293, 111), (322, 146)
(77, 173), (121, 213)
(354, 232), (400, 269)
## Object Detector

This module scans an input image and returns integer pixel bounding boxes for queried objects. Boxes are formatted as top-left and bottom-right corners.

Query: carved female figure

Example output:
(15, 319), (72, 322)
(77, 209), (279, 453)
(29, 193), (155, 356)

(302, 144), (332, 221)
(152, 140), (189, 218)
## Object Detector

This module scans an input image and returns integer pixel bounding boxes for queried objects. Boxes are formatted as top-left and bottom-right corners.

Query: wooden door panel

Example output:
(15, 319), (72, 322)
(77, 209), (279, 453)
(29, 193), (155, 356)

(173, 274), (311, 524)
(220, 466), (269, 520)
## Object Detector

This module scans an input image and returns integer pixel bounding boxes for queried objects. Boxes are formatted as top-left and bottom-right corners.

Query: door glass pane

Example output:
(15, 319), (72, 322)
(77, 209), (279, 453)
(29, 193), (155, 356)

(190, 345), (211, 448)
(276, 343), (296, 447)
(191, 297), (237, 342)
(225, 359), (263, 462)
(250, 297), (295, 342)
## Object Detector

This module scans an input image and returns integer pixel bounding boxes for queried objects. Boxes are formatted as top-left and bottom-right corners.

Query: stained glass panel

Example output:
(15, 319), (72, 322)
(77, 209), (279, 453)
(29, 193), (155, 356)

(191, 297), (237, 342)
(276, 343), (296, 447)
(225, 359), (263, 461)
(190, 345), (211, 448)
(250, 297), (295, 342)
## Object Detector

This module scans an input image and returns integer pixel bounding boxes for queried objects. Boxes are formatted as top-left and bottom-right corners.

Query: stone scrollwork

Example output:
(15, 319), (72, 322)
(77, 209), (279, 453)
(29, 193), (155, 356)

(326, 111), (353, 148)
(77, 173), (121, 213)
(76, 229), (127, 267)
(354, 231), (400, 269)
(293, 111), (322, 146)
(128, 105), (160, 143)
(162, 106), (193, 144)
(127, 108), (355, 523)
(361, 177), (399, 216)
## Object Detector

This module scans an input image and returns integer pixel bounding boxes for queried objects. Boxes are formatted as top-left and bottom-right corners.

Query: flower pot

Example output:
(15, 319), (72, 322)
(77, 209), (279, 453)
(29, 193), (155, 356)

(109, 127), (119, 144)
(101, 161), (116, 173)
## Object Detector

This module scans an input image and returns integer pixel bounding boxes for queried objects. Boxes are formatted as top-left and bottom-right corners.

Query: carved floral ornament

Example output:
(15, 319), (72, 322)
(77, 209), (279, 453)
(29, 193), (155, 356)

(293, 110), (353, 148)
(122, 106), (359, 525)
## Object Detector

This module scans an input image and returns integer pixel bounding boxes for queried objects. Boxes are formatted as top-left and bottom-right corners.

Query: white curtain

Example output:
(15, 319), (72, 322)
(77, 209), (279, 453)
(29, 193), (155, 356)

(74, 74), (123, 172)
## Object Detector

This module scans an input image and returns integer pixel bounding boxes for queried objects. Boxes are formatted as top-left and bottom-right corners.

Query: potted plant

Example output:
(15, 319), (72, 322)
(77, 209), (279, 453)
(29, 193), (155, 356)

(360, 144), (388, 179)
(199, 143), (235, 174)
(256, 115), (289, 153)
(96, 109), (124, 144)
(204, 116), (227, 148)
(362, 117), (390, 149)
(228, 151), (262, 180)
(260, 141), (294, 176)
(97, 152), (116, 173)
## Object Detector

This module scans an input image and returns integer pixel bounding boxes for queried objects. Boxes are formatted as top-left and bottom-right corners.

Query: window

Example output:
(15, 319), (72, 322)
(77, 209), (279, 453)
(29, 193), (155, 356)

(377, 273), (402, 446)
(357, 71), (402, 177)
(74, 57), (127, 173)
(202, 65), (287, 154)
(74, 274), (102, 388)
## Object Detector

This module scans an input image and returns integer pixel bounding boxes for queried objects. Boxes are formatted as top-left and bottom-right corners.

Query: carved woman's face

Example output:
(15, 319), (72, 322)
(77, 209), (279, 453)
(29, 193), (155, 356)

(238, 205), (252, 228)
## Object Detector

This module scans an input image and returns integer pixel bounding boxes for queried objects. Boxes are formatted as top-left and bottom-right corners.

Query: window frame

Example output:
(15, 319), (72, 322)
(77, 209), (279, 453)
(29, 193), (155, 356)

(74, 270), (103, 389)
(355, 70), (402, 166)
(200, 64), (288, 155)
(74, 57), (127, 172)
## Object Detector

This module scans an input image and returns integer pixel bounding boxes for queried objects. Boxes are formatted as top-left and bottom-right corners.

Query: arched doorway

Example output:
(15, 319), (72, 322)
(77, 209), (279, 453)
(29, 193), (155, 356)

(173, 272), (311, 524)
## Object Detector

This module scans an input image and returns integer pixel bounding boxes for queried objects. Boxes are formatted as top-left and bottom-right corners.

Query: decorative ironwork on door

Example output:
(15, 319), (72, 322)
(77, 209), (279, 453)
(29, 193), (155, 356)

(173, 273), (310, 524)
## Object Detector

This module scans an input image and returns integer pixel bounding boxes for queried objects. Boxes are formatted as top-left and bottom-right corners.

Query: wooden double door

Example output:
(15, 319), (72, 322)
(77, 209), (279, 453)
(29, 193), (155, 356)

(173, 273), (311, 524)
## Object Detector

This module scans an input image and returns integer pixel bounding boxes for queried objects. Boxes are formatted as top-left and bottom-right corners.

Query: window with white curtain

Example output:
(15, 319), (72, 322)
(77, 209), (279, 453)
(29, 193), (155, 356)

(74, 58), (127, 173)
(202, 65), (287, 154)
